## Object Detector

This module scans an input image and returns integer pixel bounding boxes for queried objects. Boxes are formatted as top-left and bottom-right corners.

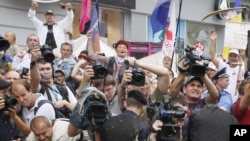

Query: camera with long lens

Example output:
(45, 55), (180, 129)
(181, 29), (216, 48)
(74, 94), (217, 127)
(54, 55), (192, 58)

(91, 62), (108, 79)
(184, 45), (211, 77)
(40, 44), (55, 62)
(1, 95), (18, 111)
(130, 68), (145, 86)
(147, 95), (185, 140)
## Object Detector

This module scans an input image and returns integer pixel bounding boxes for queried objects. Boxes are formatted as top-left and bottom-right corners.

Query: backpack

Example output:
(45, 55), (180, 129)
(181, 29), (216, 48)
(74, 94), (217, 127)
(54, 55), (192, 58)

(34, 100), (65, 118)
(39, 83), (71, 118)
(187, 104), (238, 141)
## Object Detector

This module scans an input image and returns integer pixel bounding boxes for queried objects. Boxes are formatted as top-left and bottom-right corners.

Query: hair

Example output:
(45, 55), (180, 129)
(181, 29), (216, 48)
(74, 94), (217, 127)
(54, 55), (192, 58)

(114, 40), (128, 49)
(11, 79), (31, 92)
(170, 93), (188, 106)
(125, 97), (144, 109)
(30, 116), (51, 130)
(5, 31), (16, 44)
(80, 50), (88, 56)
(238, 79), (250, 96)
(61, 42), (73, 52)
(92, 75), (115, 88)
(26, 34), (39, 42)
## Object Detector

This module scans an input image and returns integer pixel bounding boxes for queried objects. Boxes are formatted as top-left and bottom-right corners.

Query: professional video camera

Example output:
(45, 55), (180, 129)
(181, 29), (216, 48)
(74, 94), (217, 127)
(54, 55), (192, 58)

(40, 44), (55, 62)
(184, 45), (211, 77)
(147, 95), (185, 140)
(91, 62), (108, 79)
(1, 95), (18, 111)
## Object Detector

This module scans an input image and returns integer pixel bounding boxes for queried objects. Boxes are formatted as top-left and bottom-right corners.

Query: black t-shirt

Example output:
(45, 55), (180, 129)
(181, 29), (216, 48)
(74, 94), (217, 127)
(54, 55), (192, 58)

(45, 24), (57, 49)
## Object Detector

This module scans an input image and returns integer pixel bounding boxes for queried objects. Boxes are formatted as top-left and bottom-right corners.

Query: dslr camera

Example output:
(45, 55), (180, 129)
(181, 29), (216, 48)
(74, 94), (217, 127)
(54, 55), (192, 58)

(130, 68), (145, 86)
(40, 44), (55, 62)
(184, 45), (211, 77)
(147, 95), (185, 140)
(91, 62), (108, 79)
(1, 95), (18, 111)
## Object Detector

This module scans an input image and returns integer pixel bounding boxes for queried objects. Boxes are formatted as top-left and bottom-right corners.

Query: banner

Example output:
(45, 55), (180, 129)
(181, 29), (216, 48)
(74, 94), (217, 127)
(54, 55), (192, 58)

(89, 0), (100, 52)
(79, 0), (91, 33)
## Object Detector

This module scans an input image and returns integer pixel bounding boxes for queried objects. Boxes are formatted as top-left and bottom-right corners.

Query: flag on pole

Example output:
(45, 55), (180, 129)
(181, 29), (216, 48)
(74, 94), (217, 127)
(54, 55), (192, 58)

(88, 0), (100, 52)
(79, 0), (91, 33)
(161, 0), (176, 57)
(150, 0), (171, 35)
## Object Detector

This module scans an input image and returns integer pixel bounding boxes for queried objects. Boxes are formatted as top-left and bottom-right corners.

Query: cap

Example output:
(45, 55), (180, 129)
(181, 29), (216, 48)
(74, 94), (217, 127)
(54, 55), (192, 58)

(0, 78), (11, 90)
(113, 40), (128, 49)
(212, 67), (229, 81)
(55, 69), (65, 76)
(127, 90), (147, 105)
(229, 49), (239, 56)
(207, 62), (217, 71)
(45, 10), (54, 15)
(185, 76), (203, 86)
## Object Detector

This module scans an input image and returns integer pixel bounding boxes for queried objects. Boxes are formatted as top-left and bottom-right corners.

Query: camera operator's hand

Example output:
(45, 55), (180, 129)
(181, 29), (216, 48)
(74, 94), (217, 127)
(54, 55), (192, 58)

(31, 1), (38, 10)
(120, 70), (133, 88)
(0, 96), (5, 110)
(210, 31), (217, 41)
(8, 106), (18, 119)
(83, 65), (95, 81)
(30, 47), (42, 62)
(152, 120), (163, 131)
(17, 48), (27, 58)
(178, 59), (190, 73)
(126, 56), (137, 67)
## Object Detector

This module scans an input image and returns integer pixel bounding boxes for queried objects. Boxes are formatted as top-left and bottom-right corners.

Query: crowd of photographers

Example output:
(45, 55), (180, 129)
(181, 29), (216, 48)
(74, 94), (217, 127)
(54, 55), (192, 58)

(1, 2), (250, 141)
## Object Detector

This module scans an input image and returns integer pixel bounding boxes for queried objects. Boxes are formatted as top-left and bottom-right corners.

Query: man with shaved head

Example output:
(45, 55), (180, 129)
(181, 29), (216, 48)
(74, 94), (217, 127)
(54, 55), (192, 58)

(27, 116), (80, 141)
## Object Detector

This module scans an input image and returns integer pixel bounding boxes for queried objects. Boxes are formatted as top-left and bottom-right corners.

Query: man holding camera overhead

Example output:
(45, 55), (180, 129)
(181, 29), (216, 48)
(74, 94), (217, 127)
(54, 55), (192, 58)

(28, 1), (74, 50)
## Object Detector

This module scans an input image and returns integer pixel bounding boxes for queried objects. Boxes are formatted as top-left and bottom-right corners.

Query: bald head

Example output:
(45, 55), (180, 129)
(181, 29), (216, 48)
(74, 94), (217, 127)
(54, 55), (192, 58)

(30, 116), (51, 130)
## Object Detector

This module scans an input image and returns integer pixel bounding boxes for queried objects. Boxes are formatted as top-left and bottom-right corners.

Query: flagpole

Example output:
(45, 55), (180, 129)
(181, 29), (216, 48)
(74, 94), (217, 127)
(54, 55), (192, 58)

(170, 0), (183, 71)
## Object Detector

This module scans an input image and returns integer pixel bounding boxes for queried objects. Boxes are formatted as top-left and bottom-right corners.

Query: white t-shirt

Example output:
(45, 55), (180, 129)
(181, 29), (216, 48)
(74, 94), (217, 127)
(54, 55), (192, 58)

(22, 93), (55, 125)
(218, 59), (245, 103)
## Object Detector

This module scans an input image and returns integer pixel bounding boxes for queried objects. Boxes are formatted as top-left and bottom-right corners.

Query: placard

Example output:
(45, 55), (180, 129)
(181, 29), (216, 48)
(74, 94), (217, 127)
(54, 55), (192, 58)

(224, 22), (250, 49)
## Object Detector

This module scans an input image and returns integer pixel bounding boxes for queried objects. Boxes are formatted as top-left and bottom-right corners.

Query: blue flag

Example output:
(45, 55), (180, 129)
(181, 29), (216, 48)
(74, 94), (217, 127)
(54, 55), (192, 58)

(150, 0), (171, 35)
(88, 0), (100, 52)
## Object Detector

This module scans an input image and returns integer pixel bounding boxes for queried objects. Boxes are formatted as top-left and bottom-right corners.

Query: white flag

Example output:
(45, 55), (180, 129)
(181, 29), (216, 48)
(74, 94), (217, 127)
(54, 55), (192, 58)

(161, 0), (176, 58)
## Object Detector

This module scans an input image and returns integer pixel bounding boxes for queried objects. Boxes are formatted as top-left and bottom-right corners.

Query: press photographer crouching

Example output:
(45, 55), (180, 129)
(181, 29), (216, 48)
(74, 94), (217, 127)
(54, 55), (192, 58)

(0, 78), (24, 141)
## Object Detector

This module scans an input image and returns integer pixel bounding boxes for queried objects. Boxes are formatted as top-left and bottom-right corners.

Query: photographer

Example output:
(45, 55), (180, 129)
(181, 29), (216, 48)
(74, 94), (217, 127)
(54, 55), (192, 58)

(0, 78), (23, 141)
(169, 59), (219, 113)
(29, 47), (77, 118)
(149, 94), (189, 141)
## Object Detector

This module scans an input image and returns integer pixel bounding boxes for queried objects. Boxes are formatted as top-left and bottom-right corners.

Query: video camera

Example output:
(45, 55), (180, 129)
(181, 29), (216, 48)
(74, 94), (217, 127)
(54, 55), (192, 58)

(184, 45), (211, 77)
(40, 44), (55, 62)
(1, 95), (18, 111)
(147, 95), (185, 140)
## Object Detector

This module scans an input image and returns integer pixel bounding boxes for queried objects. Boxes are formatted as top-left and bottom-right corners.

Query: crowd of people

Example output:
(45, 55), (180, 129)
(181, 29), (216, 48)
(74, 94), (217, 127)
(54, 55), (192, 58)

(1, 1), (250, 141)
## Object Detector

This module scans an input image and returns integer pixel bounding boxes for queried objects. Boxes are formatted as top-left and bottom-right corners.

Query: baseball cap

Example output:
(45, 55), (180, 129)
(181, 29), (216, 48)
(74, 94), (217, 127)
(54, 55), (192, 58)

(0, 78), (11, 90)
(212, 67), (229, 81)
(207, 62), (217, 71)
(55, 69), (65, 76)
(184, 76), (203, 86)
(45, 10), (54, 15)
(127, 90), (147, 105)
(229, 49), (239, 56)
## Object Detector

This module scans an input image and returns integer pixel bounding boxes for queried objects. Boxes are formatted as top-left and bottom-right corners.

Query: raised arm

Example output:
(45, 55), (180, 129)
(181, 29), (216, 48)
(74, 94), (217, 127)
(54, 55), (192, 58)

(209, 31), (220, 68)
(30, 48), (42, 93)
(203, 74), (219, 104)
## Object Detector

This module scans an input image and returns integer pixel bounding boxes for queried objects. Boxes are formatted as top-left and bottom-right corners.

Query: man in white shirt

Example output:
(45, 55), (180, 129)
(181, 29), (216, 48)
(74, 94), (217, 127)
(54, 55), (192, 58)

(12, 34), (39, 72)
(27, 1), (74, 51)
